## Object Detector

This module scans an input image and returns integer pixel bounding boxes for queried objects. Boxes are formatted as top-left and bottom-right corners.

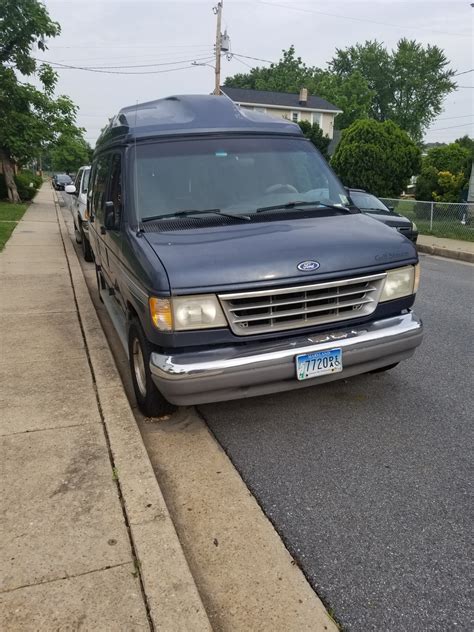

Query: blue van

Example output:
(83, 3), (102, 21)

(87, 95), (423, 416)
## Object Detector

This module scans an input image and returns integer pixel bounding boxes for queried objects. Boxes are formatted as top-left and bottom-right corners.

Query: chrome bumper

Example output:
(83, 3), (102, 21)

(150, 312), (423, 405)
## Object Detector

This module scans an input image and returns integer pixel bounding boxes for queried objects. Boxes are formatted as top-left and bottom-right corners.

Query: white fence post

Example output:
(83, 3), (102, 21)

(430, 201), (434, 231)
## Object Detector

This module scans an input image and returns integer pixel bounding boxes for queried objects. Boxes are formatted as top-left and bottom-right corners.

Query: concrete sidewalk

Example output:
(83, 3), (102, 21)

(0, 185), (210, 630)
(417, 234), (474, 263)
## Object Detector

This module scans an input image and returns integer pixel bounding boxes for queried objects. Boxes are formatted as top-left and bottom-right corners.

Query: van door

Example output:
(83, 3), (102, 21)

(89, 154), (111, 275)
(103, 152), (123, 297)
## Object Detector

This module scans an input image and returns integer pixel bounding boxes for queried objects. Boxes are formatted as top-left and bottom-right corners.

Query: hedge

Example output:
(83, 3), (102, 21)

(0, 170), (43, 201)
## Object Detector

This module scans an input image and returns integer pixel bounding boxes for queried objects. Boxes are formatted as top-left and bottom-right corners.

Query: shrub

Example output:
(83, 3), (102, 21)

(14, 171), (40, 201)
(331, 119), (421, 197)
(0, 170), (42, 201)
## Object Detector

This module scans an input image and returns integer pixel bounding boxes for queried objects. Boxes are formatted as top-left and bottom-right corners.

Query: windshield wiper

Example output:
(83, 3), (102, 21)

(142, 208), (251, 222)
(255, 200), (352, 214)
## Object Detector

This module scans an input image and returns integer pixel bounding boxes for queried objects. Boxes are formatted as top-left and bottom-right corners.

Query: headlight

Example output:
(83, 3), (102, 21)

(380, 264), (419, 302)
(149, 294), (227, 331)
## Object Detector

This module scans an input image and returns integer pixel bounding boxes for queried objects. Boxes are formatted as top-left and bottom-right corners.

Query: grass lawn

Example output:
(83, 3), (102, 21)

(0, 202), (28, 251)
(386, 199), (474, 242)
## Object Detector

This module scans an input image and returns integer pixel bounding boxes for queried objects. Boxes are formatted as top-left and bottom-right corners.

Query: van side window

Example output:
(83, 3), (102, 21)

(109, 154), (122, 229)
(81, 168), (90, 194)
(92, 155), (110, 223)
(74, 169), (82, 192)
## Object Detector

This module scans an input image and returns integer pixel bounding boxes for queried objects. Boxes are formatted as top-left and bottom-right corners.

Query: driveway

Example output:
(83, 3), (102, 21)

(200, 255), (473, 631)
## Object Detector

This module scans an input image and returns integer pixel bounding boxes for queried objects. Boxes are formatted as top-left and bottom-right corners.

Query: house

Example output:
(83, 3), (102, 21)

(221, 86), (342, 139)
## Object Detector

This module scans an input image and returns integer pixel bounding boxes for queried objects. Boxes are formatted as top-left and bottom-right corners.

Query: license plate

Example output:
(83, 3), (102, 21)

(296, 348), (343, 381)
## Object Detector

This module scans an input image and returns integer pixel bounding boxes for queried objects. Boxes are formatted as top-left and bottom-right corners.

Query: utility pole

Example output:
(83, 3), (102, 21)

(213, 1), (223, 95)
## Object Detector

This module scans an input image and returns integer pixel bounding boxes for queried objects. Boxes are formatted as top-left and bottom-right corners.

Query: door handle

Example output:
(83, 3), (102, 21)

(100, 225), (106, 235)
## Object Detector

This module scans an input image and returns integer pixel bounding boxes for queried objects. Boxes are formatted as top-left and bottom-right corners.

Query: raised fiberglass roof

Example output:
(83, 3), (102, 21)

(96, 94), (303, 148)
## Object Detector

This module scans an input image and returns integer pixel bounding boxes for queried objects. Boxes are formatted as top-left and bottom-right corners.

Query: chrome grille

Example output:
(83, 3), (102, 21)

(219, 273), (386, 336)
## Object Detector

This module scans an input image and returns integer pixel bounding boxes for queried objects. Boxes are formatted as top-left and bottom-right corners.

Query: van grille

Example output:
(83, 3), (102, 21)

(219, 273), (386, 336)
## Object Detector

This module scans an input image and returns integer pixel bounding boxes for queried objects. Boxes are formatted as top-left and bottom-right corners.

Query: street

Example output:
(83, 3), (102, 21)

(200, 254), (473, 631)
(61, 192), (472, 632)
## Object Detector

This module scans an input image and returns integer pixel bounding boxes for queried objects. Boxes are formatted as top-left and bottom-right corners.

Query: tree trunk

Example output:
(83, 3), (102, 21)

(0, 148), (20, 202)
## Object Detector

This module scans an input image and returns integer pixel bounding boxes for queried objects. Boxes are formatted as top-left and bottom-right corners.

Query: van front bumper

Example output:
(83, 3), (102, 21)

(149, 311), (423, 405)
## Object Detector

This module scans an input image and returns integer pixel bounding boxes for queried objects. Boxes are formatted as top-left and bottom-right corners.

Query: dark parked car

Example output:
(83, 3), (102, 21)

(87, 95), (423, 417)
(348, 188), (418, 243)
(52, 173), (73, 191)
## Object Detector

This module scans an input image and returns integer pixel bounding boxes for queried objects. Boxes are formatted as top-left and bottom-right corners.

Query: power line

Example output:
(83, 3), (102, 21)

(56, 55), (217, 70)
(52, 50), (214, 65)
(435, 114), (474, 121)
(255, 0), (470, 38)
(232, 52), (274, 65)
(454, 69), (474, 76)
(232, 56), (254, 70)
(34, 57), (214, 75)
(429, 123), (474, 131)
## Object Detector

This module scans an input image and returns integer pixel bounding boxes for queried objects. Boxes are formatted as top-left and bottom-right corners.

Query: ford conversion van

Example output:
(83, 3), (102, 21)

(87, 95), (423, 416)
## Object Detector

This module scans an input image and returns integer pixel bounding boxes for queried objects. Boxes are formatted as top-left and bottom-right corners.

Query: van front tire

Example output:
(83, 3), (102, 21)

(128, 319), (175, 418)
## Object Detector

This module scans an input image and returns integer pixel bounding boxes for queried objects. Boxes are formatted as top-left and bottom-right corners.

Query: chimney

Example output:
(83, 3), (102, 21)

(299, 87), (308, 106)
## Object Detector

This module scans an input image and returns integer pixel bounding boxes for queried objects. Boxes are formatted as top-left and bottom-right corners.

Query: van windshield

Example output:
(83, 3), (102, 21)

(132, 136), (350, 221)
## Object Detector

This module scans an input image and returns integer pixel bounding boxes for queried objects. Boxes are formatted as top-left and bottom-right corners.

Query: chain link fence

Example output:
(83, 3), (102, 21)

(379, 198), (474, 242)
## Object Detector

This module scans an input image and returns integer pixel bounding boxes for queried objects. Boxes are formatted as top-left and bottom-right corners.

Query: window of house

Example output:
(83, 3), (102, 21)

(291, 112), (300, 123)
(312, 112), (323, 127)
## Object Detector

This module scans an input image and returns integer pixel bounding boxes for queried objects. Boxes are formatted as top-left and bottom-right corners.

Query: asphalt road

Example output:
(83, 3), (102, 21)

(199, 255), (473, 631)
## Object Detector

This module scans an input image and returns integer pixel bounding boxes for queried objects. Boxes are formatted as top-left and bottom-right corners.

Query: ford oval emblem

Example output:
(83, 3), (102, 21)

(297, 260), (320, 272)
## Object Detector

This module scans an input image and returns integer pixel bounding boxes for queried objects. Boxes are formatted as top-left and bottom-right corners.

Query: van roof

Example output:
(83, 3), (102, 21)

(95, 94), (303, 150)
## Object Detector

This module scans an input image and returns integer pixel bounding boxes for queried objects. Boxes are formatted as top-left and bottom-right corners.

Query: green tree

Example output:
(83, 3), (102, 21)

(314, 70), (374, 130)
(424, 142), (471, 176)
(298, 120), (330, 159)
(225, 47), (374, 130)
(50, 133), (92, 174)
(225, 46), (316, 92)
(415, 142), (470, 201)
(329, 39), (456, 141)
(331, 119), (421, 197)
(414, 165), (439, 201)
(432, 171), (466, 203)
(0, 0), (77, 201)
(454, 135), (474, 160)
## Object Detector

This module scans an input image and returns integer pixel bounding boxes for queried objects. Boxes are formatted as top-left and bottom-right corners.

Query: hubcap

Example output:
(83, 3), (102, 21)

(132, 338), (147, 397)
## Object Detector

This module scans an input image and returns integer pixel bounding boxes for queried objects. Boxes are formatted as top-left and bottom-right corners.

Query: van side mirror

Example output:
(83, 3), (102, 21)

(104, 201), (116, 230)
(64, 184), (76, 194)
(388, 206), (395, 212)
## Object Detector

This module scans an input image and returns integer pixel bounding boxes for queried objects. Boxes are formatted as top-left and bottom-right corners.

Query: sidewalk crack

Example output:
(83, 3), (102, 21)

(1, 561), (132, 594)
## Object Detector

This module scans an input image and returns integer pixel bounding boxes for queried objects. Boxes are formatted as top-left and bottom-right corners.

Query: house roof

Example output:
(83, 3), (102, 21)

(221, 87), (342, 113)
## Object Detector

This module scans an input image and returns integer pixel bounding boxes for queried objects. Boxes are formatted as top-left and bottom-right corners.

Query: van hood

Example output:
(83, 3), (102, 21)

(144, 214), (417, 292)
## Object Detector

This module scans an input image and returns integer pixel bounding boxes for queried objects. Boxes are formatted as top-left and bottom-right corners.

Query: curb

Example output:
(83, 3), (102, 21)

(56, 199), (212, 631)
(417, 244), (474, 263)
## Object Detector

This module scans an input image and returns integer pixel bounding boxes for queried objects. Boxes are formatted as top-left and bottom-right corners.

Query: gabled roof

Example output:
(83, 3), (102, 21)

(221, 87), (342, 113)
(95, 94), (303, 151)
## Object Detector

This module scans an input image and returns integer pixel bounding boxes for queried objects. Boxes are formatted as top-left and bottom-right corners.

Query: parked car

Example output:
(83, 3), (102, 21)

(64, 166), (93, 261)
(52, 173), (72, 190)
(88, 95), (423, 417)
(348, 188), (418, 243)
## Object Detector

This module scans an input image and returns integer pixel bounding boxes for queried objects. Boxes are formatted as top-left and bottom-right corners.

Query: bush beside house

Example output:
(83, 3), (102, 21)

(0, 170), (42, 201)
(331, 119), (421, 197)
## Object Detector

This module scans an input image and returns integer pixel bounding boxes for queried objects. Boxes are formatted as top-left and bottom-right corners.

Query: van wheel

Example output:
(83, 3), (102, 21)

(80, 222), (94, 262)
(128, 319), (175, 418)
(370, 363), (399, 374)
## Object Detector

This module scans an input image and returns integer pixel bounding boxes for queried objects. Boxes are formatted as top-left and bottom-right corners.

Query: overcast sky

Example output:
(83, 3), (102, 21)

(42, 0), (473, 146)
